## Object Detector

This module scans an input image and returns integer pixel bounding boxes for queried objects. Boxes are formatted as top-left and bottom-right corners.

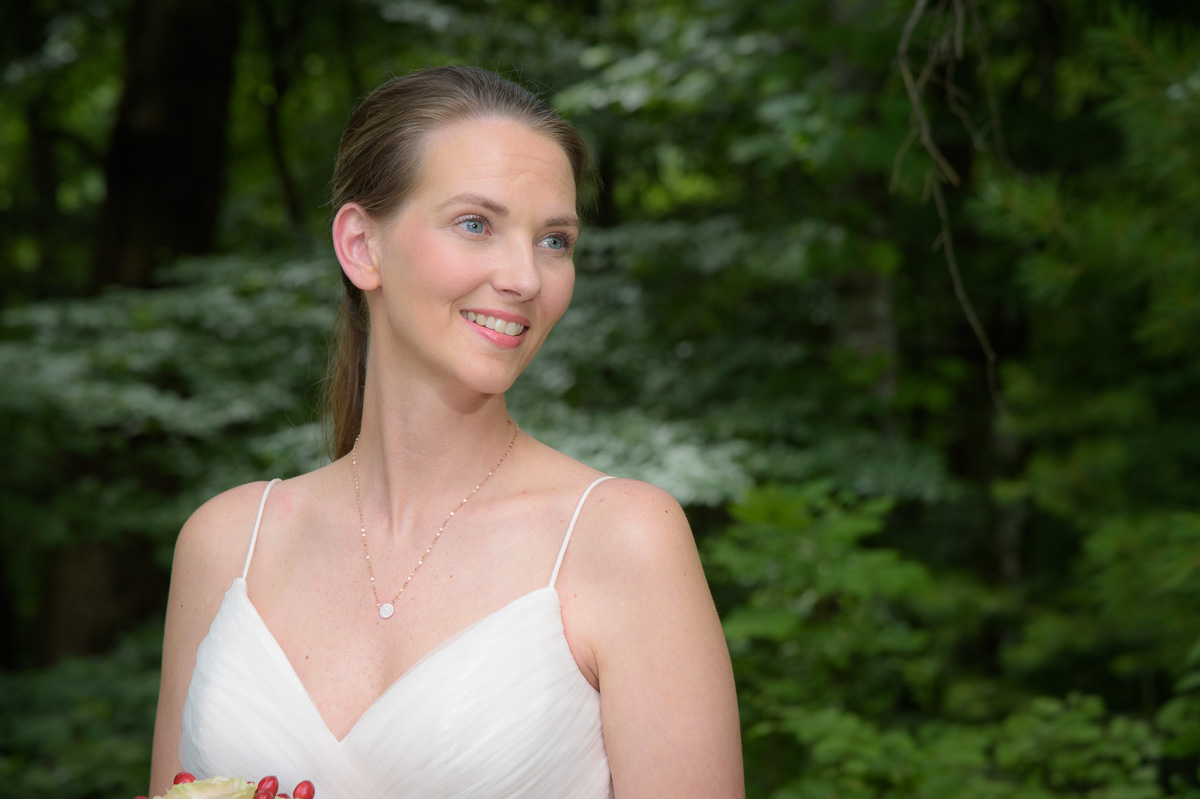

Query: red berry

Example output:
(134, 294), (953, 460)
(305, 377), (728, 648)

(257, 775), (280, 795)
(293, 780), (315, 799)
(254, 792), (274, 799)
(174, 772), (197, 784)
(278, 795), (290, 798)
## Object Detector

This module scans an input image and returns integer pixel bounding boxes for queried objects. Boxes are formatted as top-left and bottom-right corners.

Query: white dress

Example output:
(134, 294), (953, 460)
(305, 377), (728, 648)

(180, 477), (615, 798)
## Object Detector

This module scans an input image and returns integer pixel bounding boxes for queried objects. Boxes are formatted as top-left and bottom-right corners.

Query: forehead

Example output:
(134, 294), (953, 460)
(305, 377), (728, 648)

(410, 117), (577, 213)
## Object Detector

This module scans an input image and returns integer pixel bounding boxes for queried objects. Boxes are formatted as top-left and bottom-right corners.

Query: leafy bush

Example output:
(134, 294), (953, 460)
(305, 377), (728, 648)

(0, 622), (160, 797)
(709, 483), (1190, 798)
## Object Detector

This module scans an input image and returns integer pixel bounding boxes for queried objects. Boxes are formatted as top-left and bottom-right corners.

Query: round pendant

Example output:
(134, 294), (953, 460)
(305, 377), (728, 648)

(379, 602), (394, 619)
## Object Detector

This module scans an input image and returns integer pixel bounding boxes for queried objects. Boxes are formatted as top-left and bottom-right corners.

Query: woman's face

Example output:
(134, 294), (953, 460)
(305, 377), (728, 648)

(363, 116), (579, 399)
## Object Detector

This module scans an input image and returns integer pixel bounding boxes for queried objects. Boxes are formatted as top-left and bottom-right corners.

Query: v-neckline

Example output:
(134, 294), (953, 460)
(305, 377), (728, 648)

(229, 577), (560, 744)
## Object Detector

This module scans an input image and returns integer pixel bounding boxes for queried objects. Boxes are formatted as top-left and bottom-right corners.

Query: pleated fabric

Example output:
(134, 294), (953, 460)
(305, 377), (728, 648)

(180, 478), (614, 799)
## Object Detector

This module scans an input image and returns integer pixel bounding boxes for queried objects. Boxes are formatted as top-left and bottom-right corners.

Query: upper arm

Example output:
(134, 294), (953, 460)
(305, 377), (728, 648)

(148, 482), (267, 794)
(575, 481), (744, 798)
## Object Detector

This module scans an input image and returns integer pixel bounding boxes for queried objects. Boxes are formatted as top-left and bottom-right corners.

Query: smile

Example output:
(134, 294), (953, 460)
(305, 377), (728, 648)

(462, 311), (527, 337)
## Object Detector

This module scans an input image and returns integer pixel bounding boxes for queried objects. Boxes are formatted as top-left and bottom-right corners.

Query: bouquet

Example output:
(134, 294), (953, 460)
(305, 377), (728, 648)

(136, 772), (315, 799)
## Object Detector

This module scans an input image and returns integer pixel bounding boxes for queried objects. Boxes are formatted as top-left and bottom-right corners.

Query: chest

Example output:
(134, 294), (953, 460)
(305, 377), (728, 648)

(182, 583), (612, 797)
(269, 580), (536, 734)
(247, 517), (576, 734)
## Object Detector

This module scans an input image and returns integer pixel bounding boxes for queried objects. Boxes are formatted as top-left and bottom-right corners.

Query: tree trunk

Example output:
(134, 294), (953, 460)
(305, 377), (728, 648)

(255, 0), (310, 250)
(91, 0), (241, 288)
(829, 0), (898, 419)
(38, 541), (169, 665)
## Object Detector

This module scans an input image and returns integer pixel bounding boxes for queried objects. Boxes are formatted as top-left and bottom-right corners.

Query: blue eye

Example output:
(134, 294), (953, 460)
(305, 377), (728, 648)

(457, 218), (485, 235)
(542, 234), (570, 251)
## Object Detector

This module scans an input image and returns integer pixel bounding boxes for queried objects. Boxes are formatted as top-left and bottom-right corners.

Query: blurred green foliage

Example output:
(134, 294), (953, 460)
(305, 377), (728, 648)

(0, 622), (160, 797)
(1, 0), (1199, 796)
(711, 483), (1177, 798)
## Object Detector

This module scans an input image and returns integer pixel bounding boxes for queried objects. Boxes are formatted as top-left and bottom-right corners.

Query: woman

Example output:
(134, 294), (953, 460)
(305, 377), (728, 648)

(150, 66), (742, 798)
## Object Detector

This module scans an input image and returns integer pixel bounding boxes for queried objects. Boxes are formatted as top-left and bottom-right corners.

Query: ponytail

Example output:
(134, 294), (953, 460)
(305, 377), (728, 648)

(324, 271), (370, 459)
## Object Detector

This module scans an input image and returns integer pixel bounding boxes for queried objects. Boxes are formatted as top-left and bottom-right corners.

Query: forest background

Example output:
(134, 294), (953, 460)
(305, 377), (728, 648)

(1, 0), (1198, 796)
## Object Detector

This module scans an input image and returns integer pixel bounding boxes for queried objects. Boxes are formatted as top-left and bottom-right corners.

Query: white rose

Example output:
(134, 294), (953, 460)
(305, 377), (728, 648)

(153, 776), (256, 799)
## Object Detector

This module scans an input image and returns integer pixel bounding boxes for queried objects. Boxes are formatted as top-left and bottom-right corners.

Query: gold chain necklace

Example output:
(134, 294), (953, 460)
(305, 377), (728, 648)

(351, 421), (519, 620)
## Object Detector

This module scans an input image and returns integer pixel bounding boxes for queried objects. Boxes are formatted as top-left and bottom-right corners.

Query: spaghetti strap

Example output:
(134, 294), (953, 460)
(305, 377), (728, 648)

(549, 476), (615, 588)
(241, 478), (281, 581)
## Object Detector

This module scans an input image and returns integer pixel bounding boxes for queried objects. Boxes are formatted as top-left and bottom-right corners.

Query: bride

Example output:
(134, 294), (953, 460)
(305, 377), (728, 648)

(150, 65), (742, 798)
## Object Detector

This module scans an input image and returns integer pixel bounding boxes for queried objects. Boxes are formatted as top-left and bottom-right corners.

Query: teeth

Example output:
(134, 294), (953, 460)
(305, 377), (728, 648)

(462, 311), (525, 337)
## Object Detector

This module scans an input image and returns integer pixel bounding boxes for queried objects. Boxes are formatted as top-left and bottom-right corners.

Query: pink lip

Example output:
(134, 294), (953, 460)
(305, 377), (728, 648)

(461, 310), (528, 350)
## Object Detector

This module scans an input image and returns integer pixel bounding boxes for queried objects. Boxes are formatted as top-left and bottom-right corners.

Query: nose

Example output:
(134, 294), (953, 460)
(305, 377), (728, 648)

(491, 238), (541, 299)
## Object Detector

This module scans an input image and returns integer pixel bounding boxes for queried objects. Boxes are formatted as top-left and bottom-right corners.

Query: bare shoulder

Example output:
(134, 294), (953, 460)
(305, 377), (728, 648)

(592, 477), (688, 526)
(520, 435), (688, 537)
(172, 480), (276, 586)
(150, 478), (278, 791)
(560, 476), (708, 647)
(572, 477), (697, 579)
(509, 435), (695, 581)
(565, 476), (745, 796)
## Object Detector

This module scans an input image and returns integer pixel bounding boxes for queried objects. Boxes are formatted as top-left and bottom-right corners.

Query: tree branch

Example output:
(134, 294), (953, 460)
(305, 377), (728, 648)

(897, 0), (962, 186)
(966, 0), (1014, 170)
(929, 176), (1007, 416)
(895, 0), (1009, 417)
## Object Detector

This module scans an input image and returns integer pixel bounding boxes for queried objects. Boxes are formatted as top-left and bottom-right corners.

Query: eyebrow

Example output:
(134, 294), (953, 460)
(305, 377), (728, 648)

(439, 193), (509, 216)
(438, 193), (580, 229)
(545, 215), (581, 229)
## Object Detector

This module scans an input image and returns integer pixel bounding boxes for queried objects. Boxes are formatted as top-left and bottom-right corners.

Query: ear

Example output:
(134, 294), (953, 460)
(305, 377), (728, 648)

(333, 202), (382, 291)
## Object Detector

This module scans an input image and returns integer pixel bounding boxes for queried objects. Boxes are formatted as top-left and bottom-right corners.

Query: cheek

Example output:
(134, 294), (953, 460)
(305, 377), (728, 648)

(544, 267), (576, 324)
(395, 230), (473, 295)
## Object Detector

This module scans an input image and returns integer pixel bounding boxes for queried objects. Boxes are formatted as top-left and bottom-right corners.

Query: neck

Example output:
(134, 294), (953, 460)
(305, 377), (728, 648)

(350, 366), (520, 540)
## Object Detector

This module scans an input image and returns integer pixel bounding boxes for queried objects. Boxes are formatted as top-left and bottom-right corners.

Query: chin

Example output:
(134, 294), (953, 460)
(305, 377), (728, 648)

(458, 367), (525, 397)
